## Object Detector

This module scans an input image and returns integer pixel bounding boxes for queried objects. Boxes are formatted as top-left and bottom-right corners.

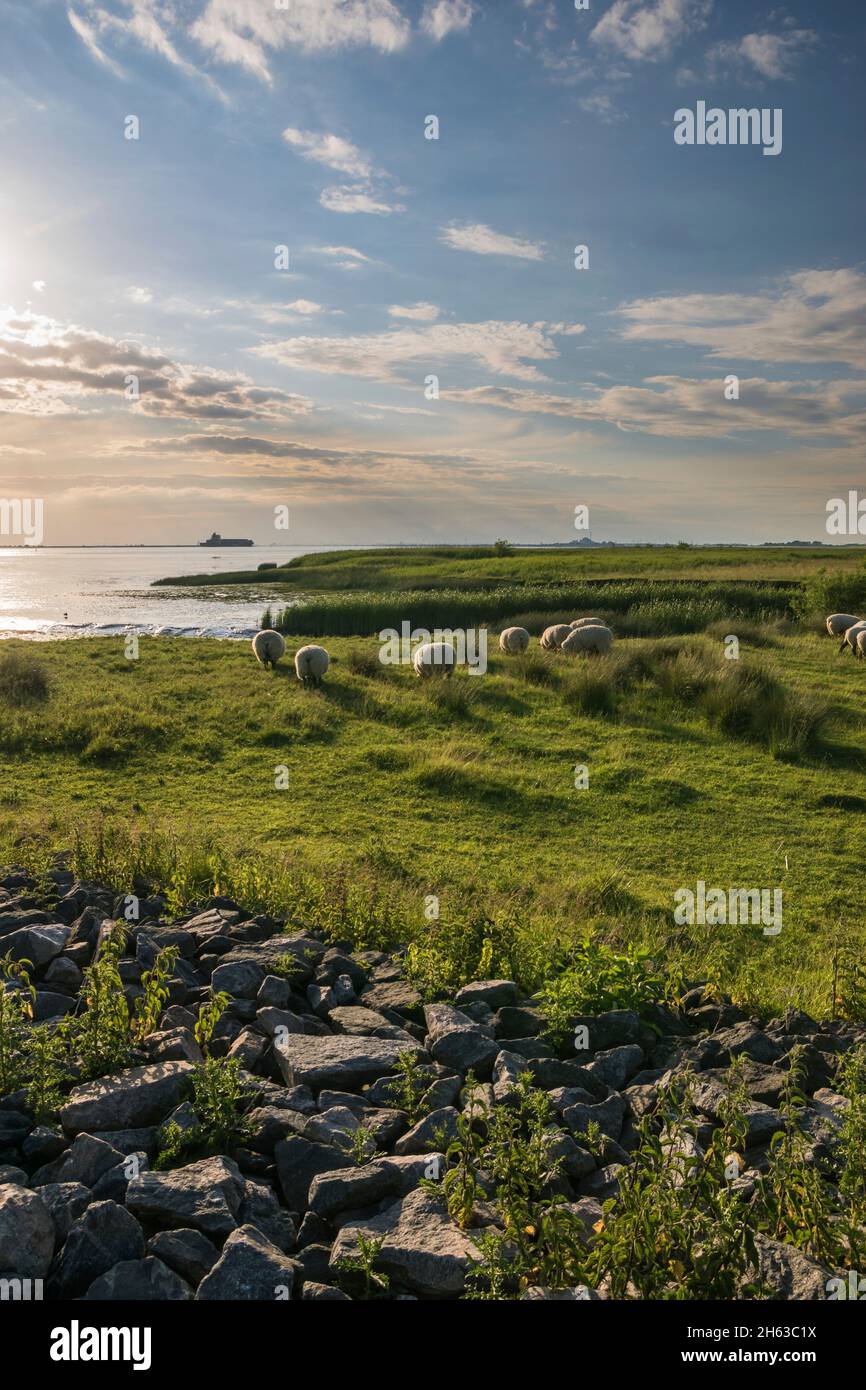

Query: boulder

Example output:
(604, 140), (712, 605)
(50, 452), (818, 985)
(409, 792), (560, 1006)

(0, 1184), (54, 1279)
(330, 1189), (479, 1298)
(59, 1062), (194, 1135)
(126, 1156), (245, 1239)
(84, 1256), (193, 1301)
(196, 1224), (298, 1300)
(53, 1200), (144, 1297)
(274, 1034), (423, 1092)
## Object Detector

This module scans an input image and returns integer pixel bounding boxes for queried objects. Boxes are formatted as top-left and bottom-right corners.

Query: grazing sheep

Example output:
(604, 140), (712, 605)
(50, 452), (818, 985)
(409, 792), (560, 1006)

(560, 623), (614, 656)
(540, 623), (572, 651)
(826, 613), (861, 638)
(569, 617), (604, 630)
(856, 630), (866, 661)
(413, 641), (457, 677)
(294, 644), (330, 687)
(252, 629), (286, 669)
(841, 621), (866, 656)
(499, 626), (530, 654)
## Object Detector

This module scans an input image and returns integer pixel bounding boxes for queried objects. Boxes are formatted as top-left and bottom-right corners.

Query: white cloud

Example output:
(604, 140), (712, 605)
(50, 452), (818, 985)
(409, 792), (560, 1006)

(124, 285), (154, 305)
(0, 306), (313, 419)
(591, 0), (712, 63)
(449, 377), (866, 441)
(320, 185), (404, 215)
(251, 319), (582, 382)
(439, 222), (545, 260)
(67, 7), (124, 77)
(282, 128), (371, 178)
(420, 0), (475, 42)
(32, 281), (47, 293)
(388, 302), (440, 321)
(707, 29), (819, 81)
(190, 0), (410, 82)
(617, 269), (866, 371)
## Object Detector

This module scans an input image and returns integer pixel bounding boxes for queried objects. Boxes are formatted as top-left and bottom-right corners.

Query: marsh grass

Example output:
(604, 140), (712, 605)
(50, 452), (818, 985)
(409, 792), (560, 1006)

(0, 649), (50, 706)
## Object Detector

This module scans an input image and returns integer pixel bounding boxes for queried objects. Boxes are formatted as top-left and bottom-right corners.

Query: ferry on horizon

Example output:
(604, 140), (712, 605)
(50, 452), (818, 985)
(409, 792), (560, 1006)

(199, 532), (254, 548)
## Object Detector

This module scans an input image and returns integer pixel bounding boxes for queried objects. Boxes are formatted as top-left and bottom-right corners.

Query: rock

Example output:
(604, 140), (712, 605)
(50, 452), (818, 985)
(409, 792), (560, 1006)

(238, 1179), (296, 1252)
(454, 980), (518, 1011)
(33, 991), (77, 1021)
(35, 1182), (91, 1243)
(522, 1283), (604, 1300)
(394, 1108), (460, 1156)
(211, 959), (265, 999)
(144, 1028), (204, 1065)
(126, 1156), (245, 1238)
(330, 1189), (479, 1298)
(0, 1184), (55, 1278)
(21, 1125), (67, 1164)
(53, 1200), (144, 1297)
(147, 1228), (219, 1286)
(495, 1005), (545, 1039)
(713, 1022), (784, 1066)
(36, 1133), (125, 1189)
(744, 1235), (832, 1300)
(274, 1137), (353, 1213)
(60, 1062), (194, 1135)
(427, 1027), (499, 1079)
(84, 1257), (193, 1301)
(246, 1105), (309, 1154)
(0, 1110), (32, 1146)
(0, 1165), (28, 1185)
(563, 1093), (627, 1142)
(359, 980), (424, 1024)
(302, 1280), (351, 1300)
(309, 1161), (402, 1219)
(577, 1164), (623, 1201)
(583, 1045), (645, 1090)
(569, 1010), (642, 1052)
(257, 975), (291, 1009)
(274, 1034), (423, 1092)
(1, 924), (70, 966)
(197, 1224), (298, 1300)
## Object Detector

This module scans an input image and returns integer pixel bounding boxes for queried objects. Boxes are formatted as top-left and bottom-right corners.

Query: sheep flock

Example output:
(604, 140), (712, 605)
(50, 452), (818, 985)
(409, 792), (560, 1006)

(253, 610), (858, 687)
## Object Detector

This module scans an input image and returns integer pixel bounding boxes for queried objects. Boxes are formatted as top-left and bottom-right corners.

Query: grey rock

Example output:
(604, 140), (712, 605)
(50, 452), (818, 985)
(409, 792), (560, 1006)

(126, 1156), (245, 1238)
(0, 1183), (54, 1278)
(147, 1228), (219, 1286)
(274, 1033), (423, 1092)
(84, 1256), (193, 1301)
(330, 1188), (479, 1298)
(309, 1161), (402, 1219)
(394, 1107), (459, 1156)
(239, 1179), (296, 1252)
(211, 959), (265, 999)
(583, 1045), (645, 1090)
(744, 1234), (832, 1300)
(196, 1224), (298, 1301)
(1, 924), (70, 967)
(54, 1200), (144, 1297)
(563, 1093), (627, 1142)
(36, 1182), (91, 1243)
(302, 1280), (351, 1300)
(274, 1136), (353, 1212)
(60, 1062), (194, 1135)
(455, 980), (518, 1011)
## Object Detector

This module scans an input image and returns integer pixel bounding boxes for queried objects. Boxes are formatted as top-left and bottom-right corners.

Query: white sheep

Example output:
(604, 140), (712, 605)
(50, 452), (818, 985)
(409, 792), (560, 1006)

(294, 644), (330, 687)
(841, 621), (866, 656)
(826, 613), (861, 638)
(857, 630), (866, 661)
(252, 629), (286, 669)
(498, 626), (530, 654)
(560, 623), (614, 656)
(413, 641), (456, 677)
(569, 617), (604, 629)
(540, 623), (572, 651)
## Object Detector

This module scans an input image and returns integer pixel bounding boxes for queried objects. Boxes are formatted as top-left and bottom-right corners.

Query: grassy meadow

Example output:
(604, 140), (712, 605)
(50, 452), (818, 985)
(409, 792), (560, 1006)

(2, 546), (866, 1020)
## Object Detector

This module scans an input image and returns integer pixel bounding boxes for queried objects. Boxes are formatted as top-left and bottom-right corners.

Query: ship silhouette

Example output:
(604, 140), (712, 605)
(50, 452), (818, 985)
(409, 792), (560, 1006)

(199, 532), (254, 548)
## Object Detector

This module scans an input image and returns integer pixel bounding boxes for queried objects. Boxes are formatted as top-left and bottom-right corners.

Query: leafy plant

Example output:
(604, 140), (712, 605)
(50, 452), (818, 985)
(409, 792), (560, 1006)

(334, 1233), (391, 1299)
(385, 1050), (431, 1126)
(132, 945), (180, 1045)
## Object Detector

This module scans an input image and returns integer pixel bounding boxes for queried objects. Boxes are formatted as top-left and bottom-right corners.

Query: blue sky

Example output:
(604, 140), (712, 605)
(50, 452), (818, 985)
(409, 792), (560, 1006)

(0, 0), (864, 545)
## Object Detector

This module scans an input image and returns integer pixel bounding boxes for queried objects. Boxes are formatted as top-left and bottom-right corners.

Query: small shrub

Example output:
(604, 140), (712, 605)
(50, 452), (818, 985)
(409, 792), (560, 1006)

(345, 647), (383, 678)
(0, 649), (49, 706)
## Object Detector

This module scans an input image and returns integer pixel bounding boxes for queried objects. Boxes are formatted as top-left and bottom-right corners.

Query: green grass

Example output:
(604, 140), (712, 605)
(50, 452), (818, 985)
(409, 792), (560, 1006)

(1, 623), (865, 1017)
(155, 542), (866, 590)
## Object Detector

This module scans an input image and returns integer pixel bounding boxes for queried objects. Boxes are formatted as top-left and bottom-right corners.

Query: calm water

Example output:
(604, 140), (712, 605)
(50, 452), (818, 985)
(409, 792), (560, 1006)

(0, 546), (342, 640)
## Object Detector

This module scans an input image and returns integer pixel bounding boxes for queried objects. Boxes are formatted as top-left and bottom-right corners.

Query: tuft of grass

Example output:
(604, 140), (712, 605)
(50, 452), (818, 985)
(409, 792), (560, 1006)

(0, 648), (50, 706)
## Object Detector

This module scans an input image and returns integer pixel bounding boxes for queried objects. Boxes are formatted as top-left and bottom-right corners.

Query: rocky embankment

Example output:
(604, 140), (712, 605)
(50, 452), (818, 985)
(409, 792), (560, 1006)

(0, 865), (862, 1301)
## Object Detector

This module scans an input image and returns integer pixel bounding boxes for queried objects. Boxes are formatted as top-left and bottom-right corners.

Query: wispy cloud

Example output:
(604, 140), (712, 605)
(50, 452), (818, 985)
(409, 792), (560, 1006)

(190, 0), (410, 83)
(706, 29), (819, 81)
(388, 303), (440, 321)
(252, 319), (582, 382)
(439, 222), (545, 260)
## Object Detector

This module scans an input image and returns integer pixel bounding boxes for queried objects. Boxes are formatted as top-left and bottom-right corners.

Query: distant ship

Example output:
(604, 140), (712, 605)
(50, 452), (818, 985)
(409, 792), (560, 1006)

(199, 532), (254, 548)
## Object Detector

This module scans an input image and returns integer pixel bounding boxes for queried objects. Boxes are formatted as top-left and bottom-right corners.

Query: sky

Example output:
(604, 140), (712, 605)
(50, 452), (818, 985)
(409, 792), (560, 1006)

(0, 0), (864, 546)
